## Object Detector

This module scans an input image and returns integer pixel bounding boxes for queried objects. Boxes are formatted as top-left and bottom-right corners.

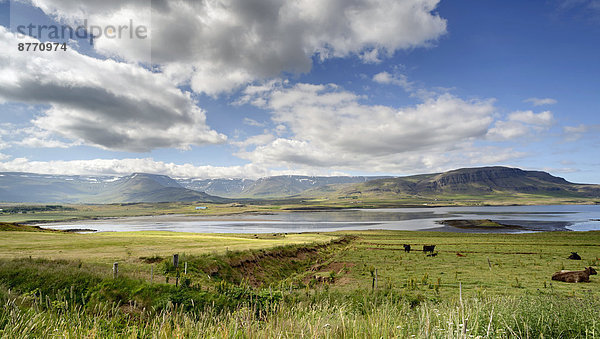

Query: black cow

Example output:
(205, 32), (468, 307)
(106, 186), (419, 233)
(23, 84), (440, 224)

(423, 245), (436, 254)
(403, 244), (411, 253)
(568, 252), (582, 260)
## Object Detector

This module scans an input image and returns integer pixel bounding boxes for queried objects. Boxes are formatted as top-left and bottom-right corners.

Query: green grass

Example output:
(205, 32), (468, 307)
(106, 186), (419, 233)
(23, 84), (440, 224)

(1, 229), (599, 337)
(0, 222), (55, 232)
(0, 230), (336, 263)
(333, 230), (600, 297)
(1, 285), (599, 338)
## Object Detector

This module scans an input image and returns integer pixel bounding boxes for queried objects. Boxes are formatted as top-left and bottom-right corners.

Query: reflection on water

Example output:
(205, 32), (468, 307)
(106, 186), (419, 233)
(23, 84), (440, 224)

(39, 204), (600, 234)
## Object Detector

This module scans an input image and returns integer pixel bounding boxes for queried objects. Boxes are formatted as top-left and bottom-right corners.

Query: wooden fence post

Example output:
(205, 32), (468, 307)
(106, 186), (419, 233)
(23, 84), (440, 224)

(173, 254), (179, 268)
(113, 262), (118, 279)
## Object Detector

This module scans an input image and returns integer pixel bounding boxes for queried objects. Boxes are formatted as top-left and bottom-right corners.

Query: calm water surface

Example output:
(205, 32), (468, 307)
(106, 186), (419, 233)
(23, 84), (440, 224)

(39, 204), (600, 233)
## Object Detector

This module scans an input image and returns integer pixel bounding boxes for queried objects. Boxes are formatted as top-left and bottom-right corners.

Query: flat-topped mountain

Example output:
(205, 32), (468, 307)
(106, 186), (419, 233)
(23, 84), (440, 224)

(352, 166), (600, 197)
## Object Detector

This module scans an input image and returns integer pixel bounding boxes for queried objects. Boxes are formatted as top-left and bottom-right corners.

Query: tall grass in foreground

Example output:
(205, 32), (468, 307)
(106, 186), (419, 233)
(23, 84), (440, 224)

(1, 291), (598, 338)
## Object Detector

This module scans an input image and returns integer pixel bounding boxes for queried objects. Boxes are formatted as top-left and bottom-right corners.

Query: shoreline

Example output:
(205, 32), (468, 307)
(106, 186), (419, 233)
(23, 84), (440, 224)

(15, 201), (600, 225)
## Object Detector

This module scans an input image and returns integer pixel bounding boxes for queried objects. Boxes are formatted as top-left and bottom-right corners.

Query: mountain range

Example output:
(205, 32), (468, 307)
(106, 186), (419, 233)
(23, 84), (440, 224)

(0, 172), (224, 203)
(339, 167), (600, 198)
(176, 175), (388, 198)
(0, 167), (598, 203)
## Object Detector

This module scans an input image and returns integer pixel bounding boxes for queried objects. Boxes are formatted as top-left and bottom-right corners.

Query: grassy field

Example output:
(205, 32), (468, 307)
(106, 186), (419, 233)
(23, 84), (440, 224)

(0, 230), (335, 262)
(0, 227), (599, 337)
(329, 230), (600, 297)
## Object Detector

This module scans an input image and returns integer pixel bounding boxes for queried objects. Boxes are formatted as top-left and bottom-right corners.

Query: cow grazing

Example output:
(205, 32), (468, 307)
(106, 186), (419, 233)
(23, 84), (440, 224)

(567, 252), (582, 260)
(403, 244), (411, 253)
(423, 245), (436, 254)
(551, 267), (597, 283)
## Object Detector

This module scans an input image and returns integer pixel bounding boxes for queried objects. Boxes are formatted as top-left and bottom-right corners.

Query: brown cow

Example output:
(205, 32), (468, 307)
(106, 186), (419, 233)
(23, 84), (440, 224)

(551, 267), (597, 283)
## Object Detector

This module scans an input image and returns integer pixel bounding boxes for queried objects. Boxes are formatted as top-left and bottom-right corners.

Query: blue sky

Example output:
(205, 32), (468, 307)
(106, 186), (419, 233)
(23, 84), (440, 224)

(0, 0), (599, 182)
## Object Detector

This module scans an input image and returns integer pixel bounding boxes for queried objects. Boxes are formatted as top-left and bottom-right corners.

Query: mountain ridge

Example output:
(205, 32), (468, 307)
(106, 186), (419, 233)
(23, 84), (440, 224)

(350, 166), (600, 198)
(0, 172), (225, 203)
(177, 175), (390, 198)
(0, 167), (599, 203)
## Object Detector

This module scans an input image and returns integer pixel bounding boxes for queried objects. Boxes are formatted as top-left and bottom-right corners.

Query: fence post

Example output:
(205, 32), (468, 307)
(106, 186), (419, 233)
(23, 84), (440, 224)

(113, 262), (118, 279)
(173, 254), (179, 268)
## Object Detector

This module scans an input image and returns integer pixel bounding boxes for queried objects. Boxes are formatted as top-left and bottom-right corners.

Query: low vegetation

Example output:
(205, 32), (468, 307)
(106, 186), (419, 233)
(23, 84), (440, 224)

(0, 222), (54, 232)
(0, 228), (336, 263)
(0, 228), (599, 337)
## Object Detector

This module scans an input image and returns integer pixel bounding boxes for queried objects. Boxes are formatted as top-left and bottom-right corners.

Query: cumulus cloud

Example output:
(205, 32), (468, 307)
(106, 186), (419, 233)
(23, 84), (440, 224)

(372, 71), (413, 91)
(524, 97), (558, 106)
(25, 0), (447, 95)
(487, 110), (555, 141)
(234, 82), (503, 172)
(508, 110), (554, 126)
(0, 27), (226, 152)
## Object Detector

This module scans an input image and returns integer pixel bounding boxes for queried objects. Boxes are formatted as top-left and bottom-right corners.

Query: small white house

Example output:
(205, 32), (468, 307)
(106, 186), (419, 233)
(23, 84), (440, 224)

(195, 206), (207, 210)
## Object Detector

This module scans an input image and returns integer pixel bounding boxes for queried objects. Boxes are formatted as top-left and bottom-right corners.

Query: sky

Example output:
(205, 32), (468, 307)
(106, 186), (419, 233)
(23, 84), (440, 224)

(0, 0), (599, 182)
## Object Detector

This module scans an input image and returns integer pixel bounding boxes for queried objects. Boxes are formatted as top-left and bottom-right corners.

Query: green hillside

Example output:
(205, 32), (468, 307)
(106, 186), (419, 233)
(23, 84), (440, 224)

(305, 166), (600, 204)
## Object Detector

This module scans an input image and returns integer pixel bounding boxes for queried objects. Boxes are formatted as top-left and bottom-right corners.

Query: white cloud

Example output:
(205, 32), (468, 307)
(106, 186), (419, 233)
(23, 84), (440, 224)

(0, 27), (226, 152)
(524, 97), (558, 106)
(487, 110), (555, 141)
(234, 82), (505, 172)
(243, 118), (266, 127)
(0, 124), (76, 149)
(508, 110), (554, 126)
(486, 121), (530, 141)
(17, 136), (75, 149)
(372, 71), (413, 91)
(230, 133), (275, 148)
(26, 0), (447, 95)
(359, 49), (382, 63)
(563, 124), (600, 141)
(564, 124), (589, 134)
(0, 134), (8, 150)
(541, 166), (579, 174)
(0, 156), (344, 179)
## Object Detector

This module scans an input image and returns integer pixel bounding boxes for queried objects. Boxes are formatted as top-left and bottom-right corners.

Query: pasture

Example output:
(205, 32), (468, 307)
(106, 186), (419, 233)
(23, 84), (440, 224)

(325, 230), (600, 297)
(1, 227), (599, 337)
